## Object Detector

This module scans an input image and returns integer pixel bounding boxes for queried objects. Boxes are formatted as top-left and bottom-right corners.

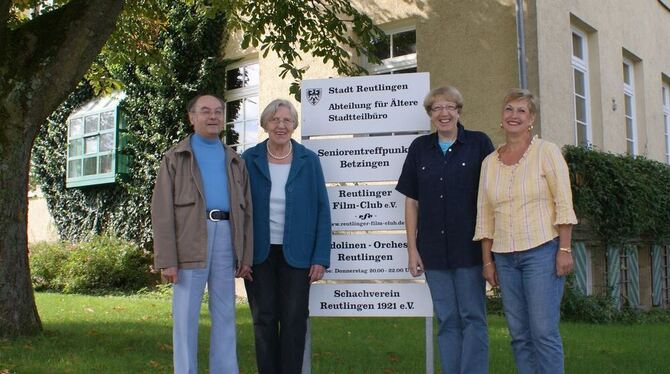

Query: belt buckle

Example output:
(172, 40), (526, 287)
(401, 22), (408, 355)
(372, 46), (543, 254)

(208, 209), (221, 222)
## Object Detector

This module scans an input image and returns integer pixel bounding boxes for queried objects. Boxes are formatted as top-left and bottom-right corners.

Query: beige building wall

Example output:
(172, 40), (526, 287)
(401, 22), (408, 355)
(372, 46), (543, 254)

(224, 27), (341, 141)
(392, 0), (519, 146)
(223, 1), (669, 160)
(224, 1), (522, 145)
(27, 189), (59, 244)
(534, 0), (670, 161)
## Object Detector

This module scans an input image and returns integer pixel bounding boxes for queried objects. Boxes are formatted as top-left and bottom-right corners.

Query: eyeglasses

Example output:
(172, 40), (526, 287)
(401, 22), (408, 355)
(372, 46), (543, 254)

(269, 118), (294, 126)
(192, 109), (224, 118)
(430, 104), (459, 113)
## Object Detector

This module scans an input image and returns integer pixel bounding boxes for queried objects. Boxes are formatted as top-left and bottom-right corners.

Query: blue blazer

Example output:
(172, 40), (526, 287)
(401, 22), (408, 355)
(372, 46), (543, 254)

(242, 139), (331, 268)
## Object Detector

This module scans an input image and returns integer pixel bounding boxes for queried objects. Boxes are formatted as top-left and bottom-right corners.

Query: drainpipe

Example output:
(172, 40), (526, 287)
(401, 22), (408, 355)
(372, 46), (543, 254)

(515, 0), (528, 89)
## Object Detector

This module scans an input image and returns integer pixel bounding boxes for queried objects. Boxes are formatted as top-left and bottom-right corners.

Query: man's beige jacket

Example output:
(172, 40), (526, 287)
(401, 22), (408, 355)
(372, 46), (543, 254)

(151, 135), (253, 270)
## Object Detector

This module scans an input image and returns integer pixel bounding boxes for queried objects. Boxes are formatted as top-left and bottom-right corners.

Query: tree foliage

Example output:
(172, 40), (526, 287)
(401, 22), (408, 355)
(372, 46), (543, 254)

(32, 0), (384, 245)
(32, 2), (226, 247)
(202, 0), (383, 99)
(3, 0), (383, 338)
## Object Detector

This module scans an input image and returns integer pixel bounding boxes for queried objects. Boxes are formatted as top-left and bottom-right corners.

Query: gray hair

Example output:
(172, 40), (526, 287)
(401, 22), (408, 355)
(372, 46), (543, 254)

(260, 99), (299, 130)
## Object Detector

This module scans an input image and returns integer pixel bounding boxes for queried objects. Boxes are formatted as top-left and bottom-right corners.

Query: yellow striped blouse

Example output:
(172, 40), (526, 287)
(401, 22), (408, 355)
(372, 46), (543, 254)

(473, 136), (578, 253)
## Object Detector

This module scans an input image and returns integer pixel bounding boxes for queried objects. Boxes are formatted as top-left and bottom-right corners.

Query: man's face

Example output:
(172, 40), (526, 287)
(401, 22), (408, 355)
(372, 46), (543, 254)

(189, 95), (224, 139)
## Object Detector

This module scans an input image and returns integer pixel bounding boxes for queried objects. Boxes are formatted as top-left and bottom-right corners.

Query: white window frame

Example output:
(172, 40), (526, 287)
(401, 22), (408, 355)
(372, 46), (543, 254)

(623, 59), (637, 155)
(663, 81), (670, 164)
(65, 92), (126, 188)
(224, 60), (260, 152)
(571, 28), (592, 146)
(363, 25), (417, 75)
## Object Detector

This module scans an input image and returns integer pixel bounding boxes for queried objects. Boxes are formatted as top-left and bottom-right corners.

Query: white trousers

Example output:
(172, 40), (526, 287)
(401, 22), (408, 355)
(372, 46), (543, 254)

(172, 220), (238, 374)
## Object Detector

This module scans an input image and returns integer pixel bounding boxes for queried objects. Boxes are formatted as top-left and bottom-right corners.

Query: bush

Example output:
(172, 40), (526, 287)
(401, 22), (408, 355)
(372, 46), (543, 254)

(558, 276), (670, 324)
(29, 235), (158, 294)
(564, 146), (670, 245)
(560, 280), (623, 323)
(29, 241), (71, 291)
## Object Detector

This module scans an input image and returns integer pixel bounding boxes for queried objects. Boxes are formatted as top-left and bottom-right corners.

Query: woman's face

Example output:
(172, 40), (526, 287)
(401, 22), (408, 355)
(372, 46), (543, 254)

(264, 106), (295, 146)
(501, 98), (535, 135)
(429, 99), (460, 136)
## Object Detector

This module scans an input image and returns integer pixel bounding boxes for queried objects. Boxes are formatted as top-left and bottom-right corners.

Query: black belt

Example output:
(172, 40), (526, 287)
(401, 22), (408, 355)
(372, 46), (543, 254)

(207, 209), (230, 221)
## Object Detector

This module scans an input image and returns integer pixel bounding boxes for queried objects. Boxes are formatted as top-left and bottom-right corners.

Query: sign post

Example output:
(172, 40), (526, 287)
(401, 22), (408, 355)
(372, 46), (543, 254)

(300, 72), (435, 372)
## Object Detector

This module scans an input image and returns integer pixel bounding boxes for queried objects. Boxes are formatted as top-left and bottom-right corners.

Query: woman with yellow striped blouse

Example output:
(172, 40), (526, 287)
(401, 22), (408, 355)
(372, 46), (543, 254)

(474, 88), (578, 374)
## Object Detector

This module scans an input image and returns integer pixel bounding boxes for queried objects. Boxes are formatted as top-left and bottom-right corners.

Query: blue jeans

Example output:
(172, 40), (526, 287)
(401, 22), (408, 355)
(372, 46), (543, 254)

(494, 238), (566, 374)
(172, 220), (238, 374)
(424, 266), (488, 374)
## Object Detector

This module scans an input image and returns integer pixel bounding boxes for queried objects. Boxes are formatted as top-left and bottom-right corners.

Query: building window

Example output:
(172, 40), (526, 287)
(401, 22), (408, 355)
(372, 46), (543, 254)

(663, 247), (670, 307)
(652, 245), (670, 307)
(606, 246), (640, 308)
(571, 29), (591, 146)
(623, 59), (637, 155)
(224, 61), (259, 152)
(573, 242), (593, 295)
(364, 26), (417, 75)
(663, 82), (670, 164)
(66, 93), (128, 188)
(619, 250), (632, 303)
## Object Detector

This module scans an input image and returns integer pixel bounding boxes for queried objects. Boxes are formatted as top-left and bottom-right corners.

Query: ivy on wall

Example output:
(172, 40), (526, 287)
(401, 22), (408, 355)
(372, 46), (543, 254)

(564, 145), (670, 245)
(32, 3), (226, 248)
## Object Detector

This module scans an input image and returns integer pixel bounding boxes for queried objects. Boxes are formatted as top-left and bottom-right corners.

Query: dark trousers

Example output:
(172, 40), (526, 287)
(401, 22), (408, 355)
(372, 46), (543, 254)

(245, 245), (311, 374)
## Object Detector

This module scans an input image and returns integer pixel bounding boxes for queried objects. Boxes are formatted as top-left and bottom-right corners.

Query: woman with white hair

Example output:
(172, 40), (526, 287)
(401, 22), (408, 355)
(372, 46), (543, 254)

(242, 99), (331, 374)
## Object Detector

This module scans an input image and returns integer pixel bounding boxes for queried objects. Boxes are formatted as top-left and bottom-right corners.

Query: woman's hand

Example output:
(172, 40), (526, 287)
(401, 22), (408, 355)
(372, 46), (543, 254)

(236, 265), (253, 281)
(482, 262), (498, 287)
(408, 248), (425, 277)
(309, 264), (326, 283)
(556, 251), (573, 276)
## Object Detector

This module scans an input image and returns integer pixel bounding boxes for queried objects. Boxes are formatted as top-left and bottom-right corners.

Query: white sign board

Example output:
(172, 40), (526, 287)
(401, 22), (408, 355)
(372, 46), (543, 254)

(329, 185), (405, 231)
(325, 234), (420, 280)
(303, 135), (417, 183)
(309, 283), (433, 317)
(301, 73), (431, 136)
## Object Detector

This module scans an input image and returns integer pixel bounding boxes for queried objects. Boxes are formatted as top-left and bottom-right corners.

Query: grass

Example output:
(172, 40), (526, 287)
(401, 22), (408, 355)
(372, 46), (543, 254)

(1, 293), (669, 373)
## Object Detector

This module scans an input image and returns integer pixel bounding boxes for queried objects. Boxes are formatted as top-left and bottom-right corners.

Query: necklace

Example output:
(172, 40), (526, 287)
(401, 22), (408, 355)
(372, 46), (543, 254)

(266, 141), (292, 160)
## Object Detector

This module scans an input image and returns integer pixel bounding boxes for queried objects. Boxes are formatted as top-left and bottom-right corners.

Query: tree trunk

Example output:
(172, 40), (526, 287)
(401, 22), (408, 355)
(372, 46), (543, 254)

(0, 117), (42, 337)
(0, 0), (124, 338)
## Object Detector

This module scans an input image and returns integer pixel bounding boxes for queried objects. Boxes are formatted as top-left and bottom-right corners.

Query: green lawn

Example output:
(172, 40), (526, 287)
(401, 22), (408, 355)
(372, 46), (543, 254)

(0, 293), (669, 373)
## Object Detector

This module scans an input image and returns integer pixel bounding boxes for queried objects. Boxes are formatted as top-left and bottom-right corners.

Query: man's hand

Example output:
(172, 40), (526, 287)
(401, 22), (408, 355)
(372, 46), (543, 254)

(161, 266), (179, 284)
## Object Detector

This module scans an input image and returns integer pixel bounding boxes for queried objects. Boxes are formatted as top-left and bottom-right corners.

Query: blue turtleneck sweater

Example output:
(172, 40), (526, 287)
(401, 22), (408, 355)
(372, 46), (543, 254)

(190, 134), (230, 212)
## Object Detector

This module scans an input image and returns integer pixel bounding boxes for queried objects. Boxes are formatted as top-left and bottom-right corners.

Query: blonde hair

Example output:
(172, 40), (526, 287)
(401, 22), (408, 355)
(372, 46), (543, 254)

(423, 86), (464, 115)
(502, 88), (537, 115)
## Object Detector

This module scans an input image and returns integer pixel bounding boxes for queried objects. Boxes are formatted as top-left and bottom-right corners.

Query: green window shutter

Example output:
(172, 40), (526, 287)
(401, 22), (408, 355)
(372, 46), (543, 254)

(573, 242), (588, 295)
(66, 93), (126, 188)
(607, 245), (621, 307)
(115, 110), (130, 175)
(625, 245), (640, 308)
(651, 245), (663, 307)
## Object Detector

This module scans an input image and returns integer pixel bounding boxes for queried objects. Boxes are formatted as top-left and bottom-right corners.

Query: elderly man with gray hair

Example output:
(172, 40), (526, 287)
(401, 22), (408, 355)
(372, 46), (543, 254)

(152, 93), (253, 373)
